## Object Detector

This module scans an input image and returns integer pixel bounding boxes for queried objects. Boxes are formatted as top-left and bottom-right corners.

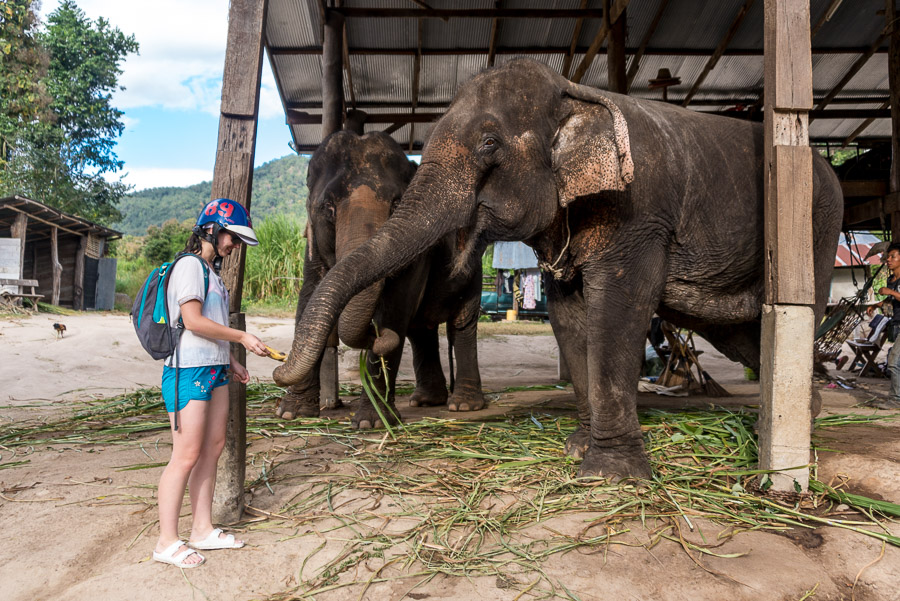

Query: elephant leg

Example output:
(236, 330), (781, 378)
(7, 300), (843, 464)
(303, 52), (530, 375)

(579, 249), (667, 481)
(696, 321), (761, 374)
(407, 326), (449, 407)
(546, 276), (591, 458)
(276, 359), (322, 419)
(352, 346), (403, 430)
(447, 292), (485, 412)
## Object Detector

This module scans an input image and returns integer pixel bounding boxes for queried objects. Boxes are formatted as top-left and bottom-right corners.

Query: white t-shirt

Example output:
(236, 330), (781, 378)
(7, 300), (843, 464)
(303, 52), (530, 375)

(163, 255), (231, 368)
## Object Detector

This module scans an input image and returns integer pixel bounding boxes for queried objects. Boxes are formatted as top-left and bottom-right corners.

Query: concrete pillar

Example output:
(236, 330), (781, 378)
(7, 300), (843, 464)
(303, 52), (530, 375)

(758, 305), (813, 491)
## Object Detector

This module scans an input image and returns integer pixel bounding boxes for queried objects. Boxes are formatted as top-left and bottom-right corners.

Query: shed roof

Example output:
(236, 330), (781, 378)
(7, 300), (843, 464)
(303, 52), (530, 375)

(265, 0), (894, 152)
(0, 196), (122, 241)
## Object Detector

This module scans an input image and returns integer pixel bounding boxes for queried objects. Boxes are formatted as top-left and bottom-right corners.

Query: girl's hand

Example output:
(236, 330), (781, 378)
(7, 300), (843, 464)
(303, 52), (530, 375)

(231, 362), (250, 384)
(240, 332), (270, 357)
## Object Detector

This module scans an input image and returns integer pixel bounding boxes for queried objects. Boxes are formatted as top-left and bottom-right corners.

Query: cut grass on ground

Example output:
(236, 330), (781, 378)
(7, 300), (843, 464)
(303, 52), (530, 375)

(1, 383), (898, 600)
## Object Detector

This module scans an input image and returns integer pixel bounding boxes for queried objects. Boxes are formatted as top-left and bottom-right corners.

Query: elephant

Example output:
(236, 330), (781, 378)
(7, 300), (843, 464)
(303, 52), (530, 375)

(275, 129), (485, 429)
(274, 58), (843, 479)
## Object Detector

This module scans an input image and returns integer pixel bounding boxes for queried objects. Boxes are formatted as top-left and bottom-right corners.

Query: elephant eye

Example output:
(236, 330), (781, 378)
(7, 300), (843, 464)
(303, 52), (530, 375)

(483, 137), (496, 148)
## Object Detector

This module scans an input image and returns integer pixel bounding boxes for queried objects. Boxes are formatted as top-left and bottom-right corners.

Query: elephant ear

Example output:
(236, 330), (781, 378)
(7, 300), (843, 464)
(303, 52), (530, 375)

(551, 86), (634, 208)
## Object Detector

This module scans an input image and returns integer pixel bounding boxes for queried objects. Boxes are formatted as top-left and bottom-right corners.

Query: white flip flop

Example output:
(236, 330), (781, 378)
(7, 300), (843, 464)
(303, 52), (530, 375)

(153, 540), (205, 568)
(188, 528), (245, 550)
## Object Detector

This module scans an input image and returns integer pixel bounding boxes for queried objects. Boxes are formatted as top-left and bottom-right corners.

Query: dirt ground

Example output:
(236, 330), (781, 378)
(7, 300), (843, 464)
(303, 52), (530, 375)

(2, 312), (900, 601)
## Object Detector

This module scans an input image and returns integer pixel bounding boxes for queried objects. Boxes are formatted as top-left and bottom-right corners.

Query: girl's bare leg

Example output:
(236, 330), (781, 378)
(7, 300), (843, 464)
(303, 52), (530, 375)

(188, 385), (242, 545)
(155, 400), (208, 565)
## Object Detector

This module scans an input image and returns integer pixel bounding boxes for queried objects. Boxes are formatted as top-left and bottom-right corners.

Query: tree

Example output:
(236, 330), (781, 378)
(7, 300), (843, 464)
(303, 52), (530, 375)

(143, 218), (192, 264)
(0, 0), (138, 225)
(0, 0), (50, 170)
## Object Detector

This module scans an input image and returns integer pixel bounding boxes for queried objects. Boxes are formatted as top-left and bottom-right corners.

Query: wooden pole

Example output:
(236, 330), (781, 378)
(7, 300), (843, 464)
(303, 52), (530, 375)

(11, 213), (26, 300)
(211, 0), (268, 524)
(73, 236), (86, 311)
(50, 226), (61, 306)
(889, 0), (900, 241)
(322, 9), (345, 139)
(317, 6), (346, 409)
(607, 3), (627, 93)
(759, 0), (814, 493)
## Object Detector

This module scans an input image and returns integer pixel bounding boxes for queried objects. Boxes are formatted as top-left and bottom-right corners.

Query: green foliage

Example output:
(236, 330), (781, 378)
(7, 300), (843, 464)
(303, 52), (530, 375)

(0, 1), (137, 225)
(482, 244), (497, 279)
(142, 218), (192, 264)
(0, 0), (50, 168)
(116, 154), (311, 236)
(244, 213), (306, 303)
(817, 145), (870, 168)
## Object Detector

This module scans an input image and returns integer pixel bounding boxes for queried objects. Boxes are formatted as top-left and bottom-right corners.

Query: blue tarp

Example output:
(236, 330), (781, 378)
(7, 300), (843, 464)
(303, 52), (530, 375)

(491, 241), (539, 269)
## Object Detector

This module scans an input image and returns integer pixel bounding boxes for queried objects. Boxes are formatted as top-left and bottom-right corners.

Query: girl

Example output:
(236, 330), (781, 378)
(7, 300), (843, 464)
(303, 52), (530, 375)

(152, 198), (270, 568)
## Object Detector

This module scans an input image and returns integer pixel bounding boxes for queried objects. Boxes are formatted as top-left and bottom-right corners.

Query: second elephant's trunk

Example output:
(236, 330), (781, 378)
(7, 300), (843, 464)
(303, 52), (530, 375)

(274, 163), (473, 386)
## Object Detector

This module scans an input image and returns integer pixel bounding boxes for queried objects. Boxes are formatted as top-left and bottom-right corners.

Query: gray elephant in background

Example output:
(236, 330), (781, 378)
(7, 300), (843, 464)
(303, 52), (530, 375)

(275, 59), (842, 478)
(276, 130), (486, 429)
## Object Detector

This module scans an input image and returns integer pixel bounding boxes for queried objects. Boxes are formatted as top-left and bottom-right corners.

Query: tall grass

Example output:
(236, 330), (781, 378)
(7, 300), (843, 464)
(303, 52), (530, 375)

(244, 214), (306, 303)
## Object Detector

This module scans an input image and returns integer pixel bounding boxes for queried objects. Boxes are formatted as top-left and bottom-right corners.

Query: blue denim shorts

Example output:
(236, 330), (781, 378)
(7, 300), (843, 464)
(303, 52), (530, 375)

(161, 365), (230, 412)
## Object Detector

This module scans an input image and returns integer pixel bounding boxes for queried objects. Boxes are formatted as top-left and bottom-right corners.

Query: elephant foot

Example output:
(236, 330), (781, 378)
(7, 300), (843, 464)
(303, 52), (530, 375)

(564, 426), (590, 459)
(577, 444), (652, 482)
(351, 397), (402, 430)
(275, 389), (320, 420)
(408, 385), (448, 408)
(447, 386), (486, 412)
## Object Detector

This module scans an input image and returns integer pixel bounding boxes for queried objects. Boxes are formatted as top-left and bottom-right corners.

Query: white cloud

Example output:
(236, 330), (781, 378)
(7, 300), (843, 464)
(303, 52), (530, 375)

(40, 0), (232, 114)
(113, 167), (212, 192)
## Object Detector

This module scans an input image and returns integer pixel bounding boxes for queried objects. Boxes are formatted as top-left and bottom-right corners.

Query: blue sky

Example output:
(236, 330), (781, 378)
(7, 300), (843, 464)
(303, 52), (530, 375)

(38, 0), (295, 192)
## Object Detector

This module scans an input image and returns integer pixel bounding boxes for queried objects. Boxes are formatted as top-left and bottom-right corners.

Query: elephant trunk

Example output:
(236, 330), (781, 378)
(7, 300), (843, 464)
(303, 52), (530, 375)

(334, 185), (389, 349)
(274, 163), (472, 386)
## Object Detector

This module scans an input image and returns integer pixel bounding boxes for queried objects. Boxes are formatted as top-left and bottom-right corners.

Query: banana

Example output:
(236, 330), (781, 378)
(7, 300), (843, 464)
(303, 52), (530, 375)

(265, 346), (287, 362)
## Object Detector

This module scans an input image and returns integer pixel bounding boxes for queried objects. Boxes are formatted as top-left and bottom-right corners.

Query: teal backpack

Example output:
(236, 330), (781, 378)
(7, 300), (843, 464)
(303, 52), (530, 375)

(131, 253), (209, 429)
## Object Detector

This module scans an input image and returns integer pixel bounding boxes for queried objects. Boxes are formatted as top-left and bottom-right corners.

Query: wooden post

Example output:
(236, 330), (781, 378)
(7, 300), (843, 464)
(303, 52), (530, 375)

(759, 0), (814, 493)
(322, 9), (344, 139)
(50, 226), (62, 305)
(889, 0), (900, 241)
(607, 3), (627, 93)
(210, 0), (267, 524)
(11, 213), (26, 300)
(73, 236), (86, 310)
(319, 6), (345, 408)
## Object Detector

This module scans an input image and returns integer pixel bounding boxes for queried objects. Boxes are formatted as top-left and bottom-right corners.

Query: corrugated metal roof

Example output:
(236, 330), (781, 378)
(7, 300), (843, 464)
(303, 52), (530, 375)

(266, 0), (895, 151)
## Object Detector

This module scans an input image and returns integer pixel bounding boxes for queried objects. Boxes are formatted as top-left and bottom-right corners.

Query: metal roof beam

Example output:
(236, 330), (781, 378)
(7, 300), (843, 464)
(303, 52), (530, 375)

(842, 100), (891, 147)
(814, 30), (890, 112)
(334, 8), (605, 19)
(288, 111), (441, 125)
(682, 0), (755, 107)
(288, 107), (888, 126)
(268, 45), (888, 57)
(285, 96), (890, 110)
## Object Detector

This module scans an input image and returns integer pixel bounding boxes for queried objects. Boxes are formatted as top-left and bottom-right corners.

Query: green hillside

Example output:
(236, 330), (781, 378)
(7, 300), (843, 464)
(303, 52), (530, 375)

(115, 154), (310, 235)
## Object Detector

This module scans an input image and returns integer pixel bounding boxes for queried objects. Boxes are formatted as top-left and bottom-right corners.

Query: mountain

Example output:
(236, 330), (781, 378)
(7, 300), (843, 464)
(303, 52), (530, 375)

(115, 154), (310, 236)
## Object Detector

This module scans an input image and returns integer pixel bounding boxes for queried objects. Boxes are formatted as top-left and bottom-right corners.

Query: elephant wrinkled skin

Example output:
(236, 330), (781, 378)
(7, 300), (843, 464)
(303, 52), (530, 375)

(276, 131), (485, 428)
(274, 59), (843, 479)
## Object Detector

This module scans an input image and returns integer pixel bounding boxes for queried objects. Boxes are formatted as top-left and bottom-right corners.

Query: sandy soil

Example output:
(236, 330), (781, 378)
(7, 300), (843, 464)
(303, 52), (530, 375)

(2, 312), (900, 601)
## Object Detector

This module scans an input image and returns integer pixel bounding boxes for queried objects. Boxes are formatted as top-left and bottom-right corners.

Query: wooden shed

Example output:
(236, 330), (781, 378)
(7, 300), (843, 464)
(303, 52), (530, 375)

(0, 195), (121, 310)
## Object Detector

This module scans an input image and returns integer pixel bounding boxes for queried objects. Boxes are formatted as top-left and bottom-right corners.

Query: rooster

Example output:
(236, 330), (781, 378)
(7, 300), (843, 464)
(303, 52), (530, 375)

(53, 323), (66, 338)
